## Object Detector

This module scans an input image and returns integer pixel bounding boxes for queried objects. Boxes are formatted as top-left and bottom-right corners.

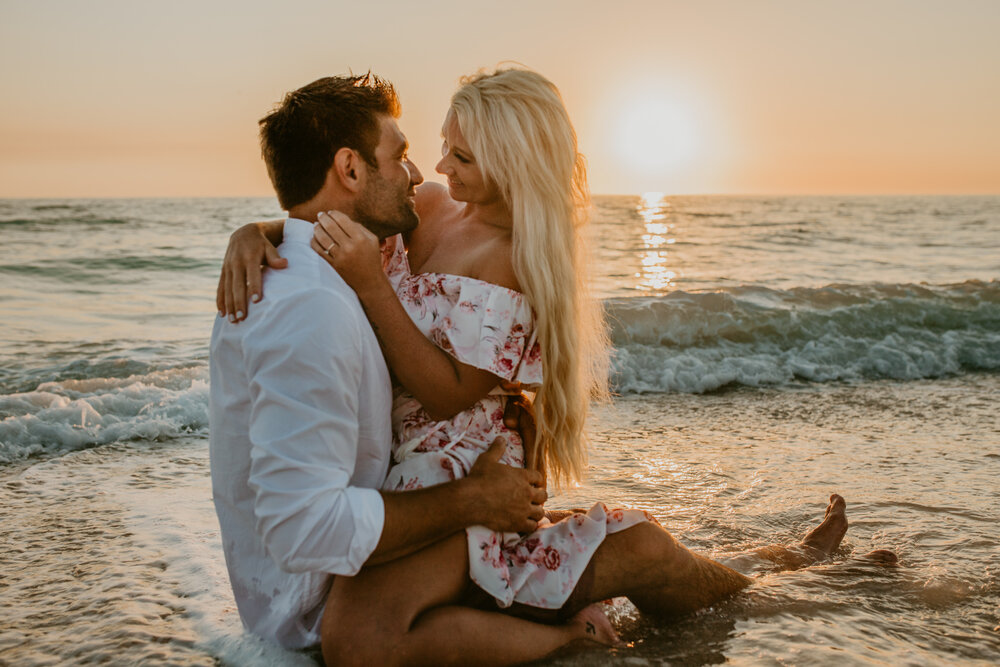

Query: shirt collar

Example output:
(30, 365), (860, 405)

(283, 217), (314, 244)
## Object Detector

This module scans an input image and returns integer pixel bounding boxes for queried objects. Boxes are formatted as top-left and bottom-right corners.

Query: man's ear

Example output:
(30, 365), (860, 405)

(331, 147), (367, 194)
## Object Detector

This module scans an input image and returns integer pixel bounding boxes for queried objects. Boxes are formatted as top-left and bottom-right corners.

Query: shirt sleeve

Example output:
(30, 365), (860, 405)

(243, 288), (385, 575)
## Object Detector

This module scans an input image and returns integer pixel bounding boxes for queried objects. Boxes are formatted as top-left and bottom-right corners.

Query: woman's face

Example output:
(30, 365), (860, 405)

(436, 112), (501, 205)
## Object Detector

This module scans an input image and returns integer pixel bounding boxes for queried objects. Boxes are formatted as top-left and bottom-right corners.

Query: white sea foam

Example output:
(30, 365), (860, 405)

(610, 329), (997, 394)
(0, 366), (208, 462)
(605, 282), (1000, 393)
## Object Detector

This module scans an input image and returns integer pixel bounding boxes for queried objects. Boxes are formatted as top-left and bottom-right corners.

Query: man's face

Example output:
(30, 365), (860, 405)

(354, 115), (424, 239)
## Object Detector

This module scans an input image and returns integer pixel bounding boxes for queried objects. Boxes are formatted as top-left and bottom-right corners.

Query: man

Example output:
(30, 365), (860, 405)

(209, 74), (547, 649)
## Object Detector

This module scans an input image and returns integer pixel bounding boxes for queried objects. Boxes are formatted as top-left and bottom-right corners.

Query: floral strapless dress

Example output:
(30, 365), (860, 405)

(379, 235), (654, 609)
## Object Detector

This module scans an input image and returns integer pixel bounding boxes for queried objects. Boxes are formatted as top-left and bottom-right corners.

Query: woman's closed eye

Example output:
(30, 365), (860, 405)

(441, 141), (472, 164)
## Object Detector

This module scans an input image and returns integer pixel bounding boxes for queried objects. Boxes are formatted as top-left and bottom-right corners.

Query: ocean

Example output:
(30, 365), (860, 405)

(1, 195), (998, 665)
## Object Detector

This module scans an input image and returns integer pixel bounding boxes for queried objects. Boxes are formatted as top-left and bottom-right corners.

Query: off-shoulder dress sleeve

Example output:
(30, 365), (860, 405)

(427, 280), (542, 387)
(383, 236), (542, 388)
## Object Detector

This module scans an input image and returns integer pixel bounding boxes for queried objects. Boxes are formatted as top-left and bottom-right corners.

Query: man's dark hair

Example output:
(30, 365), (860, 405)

(259, 73), (400, 209)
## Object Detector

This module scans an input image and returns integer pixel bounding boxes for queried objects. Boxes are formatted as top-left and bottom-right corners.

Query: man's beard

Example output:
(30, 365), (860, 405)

(354, 173), (419, 240)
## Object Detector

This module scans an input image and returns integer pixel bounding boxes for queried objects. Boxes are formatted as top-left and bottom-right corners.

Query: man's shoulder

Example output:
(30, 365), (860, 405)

(218, 255), (367, 350)
(262, 247), (358, 309)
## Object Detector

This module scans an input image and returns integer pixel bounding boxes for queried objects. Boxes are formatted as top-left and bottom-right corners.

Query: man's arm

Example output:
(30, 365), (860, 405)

(244, 290), (544, 575)
(368, 437), (544, 564)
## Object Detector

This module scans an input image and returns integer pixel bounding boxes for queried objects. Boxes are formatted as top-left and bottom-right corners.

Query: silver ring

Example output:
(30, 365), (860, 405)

(325, 241), (336, 256)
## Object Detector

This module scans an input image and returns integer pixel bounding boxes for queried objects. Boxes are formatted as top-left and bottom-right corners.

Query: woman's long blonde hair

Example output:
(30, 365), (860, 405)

(451, 68), (609, 485)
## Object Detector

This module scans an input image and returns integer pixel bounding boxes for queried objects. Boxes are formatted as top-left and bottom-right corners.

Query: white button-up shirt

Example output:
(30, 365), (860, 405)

(209, 218), (391, 648)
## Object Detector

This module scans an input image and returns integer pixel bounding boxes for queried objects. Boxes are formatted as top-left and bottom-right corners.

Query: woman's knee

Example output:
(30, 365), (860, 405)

(615, 521), (686, 571)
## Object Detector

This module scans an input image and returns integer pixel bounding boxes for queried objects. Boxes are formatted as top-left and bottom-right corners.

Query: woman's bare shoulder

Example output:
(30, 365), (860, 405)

(415, 181), (450, 219)
(474, 234), (521, 293)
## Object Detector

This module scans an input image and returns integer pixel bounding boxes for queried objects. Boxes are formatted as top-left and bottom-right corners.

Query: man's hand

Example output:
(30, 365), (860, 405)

(217, 222), (288, 322)
(466, 438), (546, 533)
(371, 437), (546, 565)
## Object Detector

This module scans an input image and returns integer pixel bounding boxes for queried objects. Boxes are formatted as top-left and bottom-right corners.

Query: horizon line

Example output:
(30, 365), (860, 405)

(2, 191), (999, 201)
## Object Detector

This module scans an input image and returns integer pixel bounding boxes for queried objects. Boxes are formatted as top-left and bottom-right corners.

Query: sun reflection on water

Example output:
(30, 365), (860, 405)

(635, 192), (677, 291)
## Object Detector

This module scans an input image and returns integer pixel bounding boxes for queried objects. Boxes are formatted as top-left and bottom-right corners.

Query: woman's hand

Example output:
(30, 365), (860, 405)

(310, 211), (386, 298)
(504, 393), (546, 490)
(217, 221), (288, 322)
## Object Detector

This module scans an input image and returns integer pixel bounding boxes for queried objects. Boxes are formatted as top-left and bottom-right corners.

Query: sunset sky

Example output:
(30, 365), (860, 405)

(2, 0), (998, 198)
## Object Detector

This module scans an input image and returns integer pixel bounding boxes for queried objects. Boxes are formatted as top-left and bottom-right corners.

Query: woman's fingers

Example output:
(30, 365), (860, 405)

(313, 222), (337, 253)
(223, 266), (236, 320)
(310, 237), (337, 267)
(312, 211), (383, 292)
(315, 211), (350, 251)
(243, 255), (264, 306)
(318, 211), (350, 241)
(243, 245), (288, 305)
(217, 221), (287, 321)
(321, 210), (378, 243)
(216, 267), (227, 315)
(230, 265), (248, 321)
(263, 244), (289, 270)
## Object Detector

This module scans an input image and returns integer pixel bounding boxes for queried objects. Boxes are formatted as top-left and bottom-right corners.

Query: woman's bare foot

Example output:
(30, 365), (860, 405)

(752, 494), (849, 570)
(567, 603), (623, 647)
(799, 494), (849, 556)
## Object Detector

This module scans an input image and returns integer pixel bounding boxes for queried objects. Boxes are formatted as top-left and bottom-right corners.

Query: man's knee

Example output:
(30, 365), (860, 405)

(322, 614), (396, 667)
(321, 581), (386, 667)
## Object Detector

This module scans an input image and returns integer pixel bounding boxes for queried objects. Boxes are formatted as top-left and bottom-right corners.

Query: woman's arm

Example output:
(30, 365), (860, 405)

(217, 220), (287, 321)
(312, 211), (500, 421)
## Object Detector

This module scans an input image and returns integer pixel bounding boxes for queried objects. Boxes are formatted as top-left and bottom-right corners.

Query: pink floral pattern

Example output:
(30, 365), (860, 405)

(378, 235), (653, 609)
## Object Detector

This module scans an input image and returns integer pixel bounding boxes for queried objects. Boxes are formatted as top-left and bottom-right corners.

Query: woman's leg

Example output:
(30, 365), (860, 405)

(561, 494), (856, 617)
(321, 532), (617, 667)
(560, 520), (753, 618)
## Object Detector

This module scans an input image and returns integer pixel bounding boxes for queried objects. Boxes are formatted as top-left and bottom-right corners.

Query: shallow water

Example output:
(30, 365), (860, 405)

(1, 377), (997, 664)
(556, 377), (1000, 665)
(1, 195), (998, 664)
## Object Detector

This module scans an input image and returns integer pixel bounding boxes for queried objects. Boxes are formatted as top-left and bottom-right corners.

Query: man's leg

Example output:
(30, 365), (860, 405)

(321, 533), (619, 667)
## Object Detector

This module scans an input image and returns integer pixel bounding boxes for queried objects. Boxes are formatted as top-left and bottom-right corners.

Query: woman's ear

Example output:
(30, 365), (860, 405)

(332, 147), (366, 194)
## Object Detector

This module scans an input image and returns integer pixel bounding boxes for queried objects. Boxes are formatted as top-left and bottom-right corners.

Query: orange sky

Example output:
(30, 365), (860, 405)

(1, 0), (998, 198)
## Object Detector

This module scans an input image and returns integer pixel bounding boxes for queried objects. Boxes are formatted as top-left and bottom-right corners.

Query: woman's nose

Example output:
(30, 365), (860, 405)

(435, 156), (450, 175)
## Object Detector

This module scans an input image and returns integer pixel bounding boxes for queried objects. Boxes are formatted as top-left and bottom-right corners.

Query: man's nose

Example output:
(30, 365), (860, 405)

(406, 158), (424, 187)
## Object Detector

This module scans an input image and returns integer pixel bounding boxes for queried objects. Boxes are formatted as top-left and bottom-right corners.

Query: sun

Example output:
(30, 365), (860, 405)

(614, 93), (700, 173)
